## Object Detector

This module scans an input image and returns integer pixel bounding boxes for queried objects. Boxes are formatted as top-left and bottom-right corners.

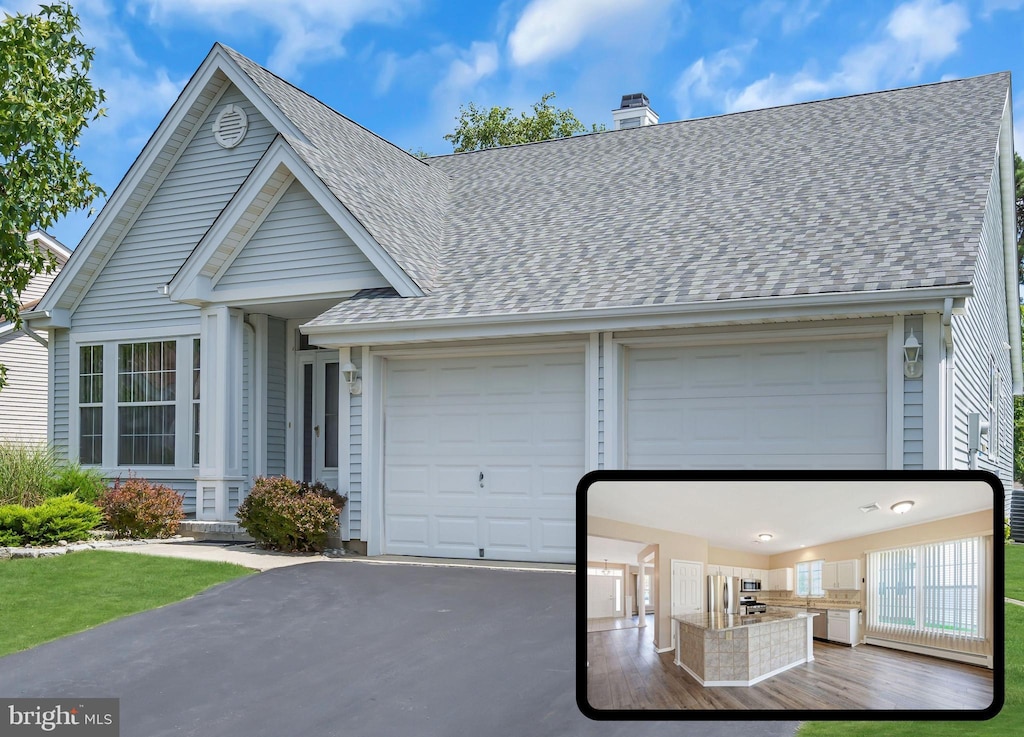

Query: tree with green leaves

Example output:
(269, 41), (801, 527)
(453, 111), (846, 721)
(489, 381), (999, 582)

(0, 2), (105, 390)
(444, 92), (604, 153)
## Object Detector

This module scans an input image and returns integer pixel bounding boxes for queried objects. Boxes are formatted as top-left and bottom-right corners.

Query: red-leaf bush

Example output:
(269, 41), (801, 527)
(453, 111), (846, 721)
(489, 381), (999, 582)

(236, 476), (345, 553)
(98, 477), (183, 539)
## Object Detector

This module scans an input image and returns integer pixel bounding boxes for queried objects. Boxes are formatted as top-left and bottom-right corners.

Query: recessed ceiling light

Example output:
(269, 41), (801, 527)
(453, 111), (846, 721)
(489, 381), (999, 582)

(799, 544), (806, 548)
(859, 502), (880, 513)
(890, 500), (915, 514)
(758, 533), (773, 542)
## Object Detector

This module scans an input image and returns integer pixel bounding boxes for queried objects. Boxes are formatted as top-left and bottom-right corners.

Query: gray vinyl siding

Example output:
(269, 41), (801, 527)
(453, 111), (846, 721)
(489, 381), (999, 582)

(19, 264), (60, 306)
(73, 85), (276, 331)
(902, 316), (925, 470)
(0, 332), (49, 444)
(215, 179), (385, 290)
(265, 317), (287, 476)
(52, 330), (70, 458)
(951, 164), (1014, 487)
(597, 334), (605, 469)
(348, 348), (362, 540)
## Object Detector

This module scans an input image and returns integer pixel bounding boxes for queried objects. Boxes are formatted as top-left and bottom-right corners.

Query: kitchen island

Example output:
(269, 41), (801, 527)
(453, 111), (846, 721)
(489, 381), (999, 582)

(672, 610), (816, 687)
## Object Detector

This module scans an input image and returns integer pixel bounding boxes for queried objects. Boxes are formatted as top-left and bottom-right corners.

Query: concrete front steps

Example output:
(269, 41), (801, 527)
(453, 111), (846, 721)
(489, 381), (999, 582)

(177, 520), (255, 543)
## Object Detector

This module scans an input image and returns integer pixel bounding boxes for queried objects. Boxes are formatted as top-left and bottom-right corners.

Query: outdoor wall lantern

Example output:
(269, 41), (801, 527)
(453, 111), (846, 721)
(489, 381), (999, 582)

(341, 362), (362, 396)
(903, 329), (923, 379)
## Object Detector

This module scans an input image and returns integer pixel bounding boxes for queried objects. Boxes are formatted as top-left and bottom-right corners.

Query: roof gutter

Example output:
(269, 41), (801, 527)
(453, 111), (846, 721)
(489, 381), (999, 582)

(998, 90), (1023, 394)
(302, 284), (973, 346)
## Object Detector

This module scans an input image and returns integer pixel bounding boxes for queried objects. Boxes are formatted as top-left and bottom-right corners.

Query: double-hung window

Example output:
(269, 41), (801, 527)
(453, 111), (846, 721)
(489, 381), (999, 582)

(117, 341), (176, 465)
(795, 560), (824, 597)
(76, 337), (199, 469)
(78, 346), (103, 465)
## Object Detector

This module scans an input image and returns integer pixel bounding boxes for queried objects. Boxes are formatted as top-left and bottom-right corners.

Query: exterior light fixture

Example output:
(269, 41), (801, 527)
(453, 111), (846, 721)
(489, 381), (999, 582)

(758, 533), (773, 542)
(903, 329), (923, 378)
(890, 500), (915, 514)
(341, 362), (362, 396)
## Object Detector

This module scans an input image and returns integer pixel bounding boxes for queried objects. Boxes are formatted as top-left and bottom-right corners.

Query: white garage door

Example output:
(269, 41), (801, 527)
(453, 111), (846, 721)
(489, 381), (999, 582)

(626, 337), (887, 468)
(384, 352), (584, 562)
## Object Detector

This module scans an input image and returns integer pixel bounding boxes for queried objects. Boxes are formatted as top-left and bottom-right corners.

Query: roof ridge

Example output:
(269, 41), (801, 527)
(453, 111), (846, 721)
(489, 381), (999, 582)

(428, 71), (1012, 161)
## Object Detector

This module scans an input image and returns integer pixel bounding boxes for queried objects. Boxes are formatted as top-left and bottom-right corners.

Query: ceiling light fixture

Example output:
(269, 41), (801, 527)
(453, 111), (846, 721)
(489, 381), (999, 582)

(890, 500), (915, 514)
(758, 533), (773, 542)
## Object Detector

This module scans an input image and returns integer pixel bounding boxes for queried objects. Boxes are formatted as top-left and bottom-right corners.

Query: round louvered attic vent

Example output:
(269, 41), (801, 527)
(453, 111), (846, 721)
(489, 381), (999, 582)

(213, 104), (248, 149)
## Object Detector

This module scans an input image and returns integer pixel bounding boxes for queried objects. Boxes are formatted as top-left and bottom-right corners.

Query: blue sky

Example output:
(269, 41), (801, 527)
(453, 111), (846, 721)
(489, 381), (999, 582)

(4, 0), (1023, 249)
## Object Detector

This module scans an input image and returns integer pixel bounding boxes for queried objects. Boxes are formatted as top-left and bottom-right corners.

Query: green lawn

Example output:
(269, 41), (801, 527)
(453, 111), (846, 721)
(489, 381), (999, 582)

(0, 550), (252, 657)
(797, 544), (1024, 736)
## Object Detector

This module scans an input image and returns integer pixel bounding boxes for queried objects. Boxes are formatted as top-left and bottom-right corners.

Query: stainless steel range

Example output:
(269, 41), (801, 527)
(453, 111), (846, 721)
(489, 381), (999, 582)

(739, 596), (767, 615)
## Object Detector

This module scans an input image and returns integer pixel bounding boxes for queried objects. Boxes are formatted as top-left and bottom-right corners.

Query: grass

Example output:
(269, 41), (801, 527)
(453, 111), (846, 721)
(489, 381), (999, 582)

(796, 543), (1024, 736)
(0, 550), (252, 657)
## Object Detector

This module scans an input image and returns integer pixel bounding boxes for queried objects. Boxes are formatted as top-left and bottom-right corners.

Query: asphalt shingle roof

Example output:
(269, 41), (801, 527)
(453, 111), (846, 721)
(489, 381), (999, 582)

(225, 46), (450, 293)
(227, 49), (1007, 327)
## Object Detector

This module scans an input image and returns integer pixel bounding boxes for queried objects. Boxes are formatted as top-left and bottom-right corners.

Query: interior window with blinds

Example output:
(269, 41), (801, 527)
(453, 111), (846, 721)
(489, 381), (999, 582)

(866, 536), (987, 655)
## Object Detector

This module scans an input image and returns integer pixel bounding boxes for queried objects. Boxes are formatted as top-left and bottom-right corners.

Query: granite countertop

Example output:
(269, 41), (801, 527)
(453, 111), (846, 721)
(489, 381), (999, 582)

(672, 610), (817, 632)
(762, 599), (862, 610)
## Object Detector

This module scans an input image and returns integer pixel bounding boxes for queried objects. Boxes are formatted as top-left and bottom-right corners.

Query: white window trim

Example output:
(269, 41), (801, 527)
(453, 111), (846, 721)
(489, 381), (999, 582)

(71, 334), (200, 474)
(796, 559), (825, 598)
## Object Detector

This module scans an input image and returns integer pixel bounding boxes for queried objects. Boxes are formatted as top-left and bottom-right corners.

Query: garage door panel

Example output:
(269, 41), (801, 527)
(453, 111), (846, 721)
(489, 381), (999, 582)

(385, 352), (583, 562)
(484, 518), (533, 552)
(387, 465), (430, 495)
(386, 514), (430, 547)
(435, 516), (479, 549)
(627, 337), (887, 469)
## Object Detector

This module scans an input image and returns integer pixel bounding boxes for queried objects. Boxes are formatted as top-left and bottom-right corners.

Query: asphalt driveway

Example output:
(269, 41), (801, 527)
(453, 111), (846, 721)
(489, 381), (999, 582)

(0, 561), (798, 736)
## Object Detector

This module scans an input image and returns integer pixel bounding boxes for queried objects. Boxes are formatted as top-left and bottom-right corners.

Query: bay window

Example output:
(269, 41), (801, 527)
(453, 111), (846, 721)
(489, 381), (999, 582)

(75, 337), (199, 469)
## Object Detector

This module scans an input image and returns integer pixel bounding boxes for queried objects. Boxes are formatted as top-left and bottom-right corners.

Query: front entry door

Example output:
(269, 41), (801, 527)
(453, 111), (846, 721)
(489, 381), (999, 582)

(300, 352), (340, 490)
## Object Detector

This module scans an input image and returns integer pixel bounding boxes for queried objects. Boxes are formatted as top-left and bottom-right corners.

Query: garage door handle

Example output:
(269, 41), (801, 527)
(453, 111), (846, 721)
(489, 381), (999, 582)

(479, 471), (484, 488)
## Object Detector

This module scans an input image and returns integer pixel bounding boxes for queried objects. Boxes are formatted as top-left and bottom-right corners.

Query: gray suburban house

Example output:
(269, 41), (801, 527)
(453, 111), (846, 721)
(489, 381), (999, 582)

(25, 45), (1019, 562)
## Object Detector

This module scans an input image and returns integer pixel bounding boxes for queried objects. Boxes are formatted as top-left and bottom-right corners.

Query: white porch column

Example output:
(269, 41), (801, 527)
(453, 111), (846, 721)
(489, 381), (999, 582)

(196, 306), (245, 521)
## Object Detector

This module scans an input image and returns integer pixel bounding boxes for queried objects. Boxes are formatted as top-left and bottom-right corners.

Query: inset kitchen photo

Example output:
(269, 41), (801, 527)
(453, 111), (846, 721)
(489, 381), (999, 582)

(580, 471), (1003, 720)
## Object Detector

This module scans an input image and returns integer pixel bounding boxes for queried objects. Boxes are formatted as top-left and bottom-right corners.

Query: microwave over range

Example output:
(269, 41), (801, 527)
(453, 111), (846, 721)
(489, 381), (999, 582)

(740, 578), (761, 592)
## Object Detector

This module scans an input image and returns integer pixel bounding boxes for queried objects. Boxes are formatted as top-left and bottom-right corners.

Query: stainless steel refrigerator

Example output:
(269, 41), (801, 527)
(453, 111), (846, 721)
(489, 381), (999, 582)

(707, 575), (740, 614)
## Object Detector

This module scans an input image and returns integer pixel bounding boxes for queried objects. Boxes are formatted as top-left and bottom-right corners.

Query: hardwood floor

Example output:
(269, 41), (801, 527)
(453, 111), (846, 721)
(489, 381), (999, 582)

(586, 614), (653, 632)
(586, 624), (994, 711)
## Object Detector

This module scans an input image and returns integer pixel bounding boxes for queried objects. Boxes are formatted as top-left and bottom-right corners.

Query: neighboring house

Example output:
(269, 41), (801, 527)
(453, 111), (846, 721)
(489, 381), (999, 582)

(0, 231), (70, 444)
(24, 44), (1020, 562)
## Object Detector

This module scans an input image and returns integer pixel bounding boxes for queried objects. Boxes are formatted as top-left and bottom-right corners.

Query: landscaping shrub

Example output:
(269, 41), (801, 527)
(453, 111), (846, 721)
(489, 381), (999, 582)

(46, 463), (109, 504)
(237, 476), (345, 552)
(0, 442), (59, 506)
(0, 495), (101, 546)
(98, 477), (183, 539)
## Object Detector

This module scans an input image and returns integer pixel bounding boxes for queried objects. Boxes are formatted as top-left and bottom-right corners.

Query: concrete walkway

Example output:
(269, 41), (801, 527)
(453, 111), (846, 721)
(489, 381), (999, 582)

(106, 539), (577, 573)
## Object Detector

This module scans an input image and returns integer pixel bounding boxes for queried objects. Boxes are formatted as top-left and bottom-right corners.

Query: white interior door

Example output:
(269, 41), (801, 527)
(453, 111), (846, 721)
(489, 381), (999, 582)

(671, 559), (704, 617)
(588, 575), (617, 619)
(299, 352), (340, 490)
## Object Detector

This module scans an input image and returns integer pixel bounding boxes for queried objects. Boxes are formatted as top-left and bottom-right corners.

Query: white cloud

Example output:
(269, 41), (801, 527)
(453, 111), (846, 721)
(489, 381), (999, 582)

(743, 0), (830, 35)
(673, 42), (756, 118)
(981, 0), (1024, 16)
(726, 0), (970, 112)
(508, 0), (672, 67)
(439, 41), (500, 95)
(131, 0), (417, 76)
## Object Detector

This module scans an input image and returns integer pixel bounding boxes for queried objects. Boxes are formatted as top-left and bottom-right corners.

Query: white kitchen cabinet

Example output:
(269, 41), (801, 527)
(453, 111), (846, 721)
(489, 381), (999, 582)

(827, 608), (860, 646)
(767, 567), (794, 591)
(707, 564), (720, 576)
(822, 559), (860, 590)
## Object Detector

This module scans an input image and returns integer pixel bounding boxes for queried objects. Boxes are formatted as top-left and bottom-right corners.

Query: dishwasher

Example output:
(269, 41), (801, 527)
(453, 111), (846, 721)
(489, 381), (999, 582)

(808, 608), (828, 639)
